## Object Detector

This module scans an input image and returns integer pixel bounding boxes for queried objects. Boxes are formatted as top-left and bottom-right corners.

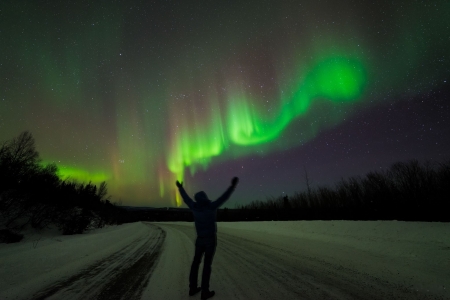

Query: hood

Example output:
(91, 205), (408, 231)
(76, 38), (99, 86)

(194, 191), (211, 206)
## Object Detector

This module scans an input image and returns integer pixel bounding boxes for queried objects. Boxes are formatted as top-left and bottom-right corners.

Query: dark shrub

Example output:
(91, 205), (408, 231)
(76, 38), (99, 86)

(0, 228), (24, 243)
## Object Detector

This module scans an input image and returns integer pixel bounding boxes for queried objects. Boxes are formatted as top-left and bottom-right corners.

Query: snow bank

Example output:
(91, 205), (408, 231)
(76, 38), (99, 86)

(0, 222), (150, 299)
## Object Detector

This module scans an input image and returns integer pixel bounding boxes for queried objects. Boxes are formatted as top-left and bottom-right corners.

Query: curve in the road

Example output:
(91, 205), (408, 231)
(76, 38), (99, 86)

(31, 223), (165, 300)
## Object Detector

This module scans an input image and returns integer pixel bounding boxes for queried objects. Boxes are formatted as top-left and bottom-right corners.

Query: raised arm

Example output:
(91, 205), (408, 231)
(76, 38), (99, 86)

(176, 180), (195, 208)
(211, 177), (239, 210)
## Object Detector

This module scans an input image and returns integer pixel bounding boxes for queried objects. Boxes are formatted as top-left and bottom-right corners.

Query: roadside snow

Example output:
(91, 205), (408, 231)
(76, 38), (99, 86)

(0, 223), (150, 299)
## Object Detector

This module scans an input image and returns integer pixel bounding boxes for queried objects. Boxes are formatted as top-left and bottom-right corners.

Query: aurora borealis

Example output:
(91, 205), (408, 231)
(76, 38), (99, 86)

(1, 1), (449, 207)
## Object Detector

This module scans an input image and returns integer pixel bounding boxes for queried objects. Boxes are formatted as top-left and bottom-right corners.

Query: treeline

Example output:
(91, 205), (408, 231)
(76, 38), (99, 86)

(121, 159), (450, 223)
(0, 131), (127, 241)
(236, 160), (450, 222)
(124, 207), (194, 223)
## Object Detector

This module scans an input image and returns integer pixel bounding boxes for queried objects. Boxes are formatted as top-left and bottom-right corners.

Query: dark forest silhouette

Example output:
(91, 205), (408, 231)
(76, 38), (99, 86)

(0, 131), (126, 242)
(233, 159), (449, 222)
(1, 131), (448, 243)
(131, 160), (450, 223)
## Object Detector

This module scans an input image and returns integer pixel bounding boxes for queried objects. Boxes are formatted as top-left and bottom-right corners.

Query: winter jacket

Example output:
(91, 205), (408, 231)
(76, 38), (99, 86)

(178, 185), (236, 237)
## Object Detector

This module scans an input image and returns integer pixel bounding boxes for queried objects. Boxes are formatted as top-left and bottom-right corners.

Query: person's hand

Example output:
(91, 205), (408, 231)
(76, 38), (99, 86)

(231, 177), (239, 187)
(176, 180), (183, 188)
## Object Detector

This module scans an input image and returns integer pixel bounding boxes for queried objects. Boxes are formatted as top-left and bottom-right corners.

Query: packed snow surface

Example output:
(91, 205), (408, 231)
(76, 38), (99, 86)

(0, 221), (448, 299)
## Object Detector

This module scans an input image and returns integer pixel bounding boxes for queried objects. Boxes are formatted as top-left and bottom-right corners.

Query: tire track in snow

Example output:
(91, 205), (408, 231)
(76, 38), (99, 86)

(216, 231), (373, 300)
(157, 223), (445, 300)
(31, 223), (165, 300)
(217, 230), (444, 300)
(215, 229), (444, 300)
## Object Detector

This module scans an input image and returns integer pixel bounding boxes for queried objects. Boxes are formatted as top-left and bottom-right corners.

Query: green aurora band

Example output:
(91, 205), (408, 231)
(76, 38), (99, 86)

(167, 54), (367, 205)
(39, 159), (110, 183)
(50, 163), (110, 183)
(3, 1), (447, 207)
(228, 56), (366, 145)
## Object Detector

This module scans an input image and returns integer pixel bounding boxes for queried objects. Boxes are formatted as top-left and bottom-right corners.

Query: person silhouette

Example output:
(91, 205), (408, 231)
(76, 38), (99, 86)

(176, 177), (239, 300)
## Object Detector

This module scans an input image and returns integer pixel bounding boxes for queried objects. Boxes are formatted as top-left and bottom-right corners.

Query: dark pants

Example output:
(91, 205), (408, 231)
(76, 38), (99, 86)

(189, 235), (217, 290)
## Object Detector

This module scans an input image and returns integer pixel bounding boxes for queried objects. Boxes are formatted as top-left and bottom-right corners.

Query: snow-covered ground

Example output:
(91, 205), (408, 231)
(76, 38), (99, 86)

(0, 221), (448, 299)
(0, 223), (164, 299)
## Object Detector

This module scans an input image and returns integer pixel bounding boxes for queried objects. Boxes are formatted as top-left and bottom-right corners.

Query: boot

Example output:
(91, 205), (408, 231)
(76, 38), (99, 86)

(189, 287), (201, 296)
(201, 290), (215, 300)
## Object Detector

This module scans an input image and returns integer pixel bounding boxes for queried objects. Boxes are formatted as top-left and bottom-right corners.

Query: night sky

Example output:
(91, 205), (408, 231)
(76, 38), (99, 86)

(1, 1), (449, 207)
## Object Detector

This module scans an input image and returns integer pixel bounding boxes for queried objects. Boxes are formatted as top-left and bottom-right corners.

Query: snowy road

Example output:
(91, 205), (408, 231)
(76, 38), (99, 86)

(32, 223), (165, 300)
(148, 222), (449, 300)
(0, 223), (165, 300)
(1, 221), (448, 299)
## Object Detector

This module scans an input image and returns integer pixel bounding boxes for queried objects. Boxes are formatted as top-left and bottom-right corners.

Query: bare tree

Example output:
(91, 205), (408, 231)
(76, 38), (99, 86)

(0, 131), (39, 179)
(97, 181), (109, 202)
